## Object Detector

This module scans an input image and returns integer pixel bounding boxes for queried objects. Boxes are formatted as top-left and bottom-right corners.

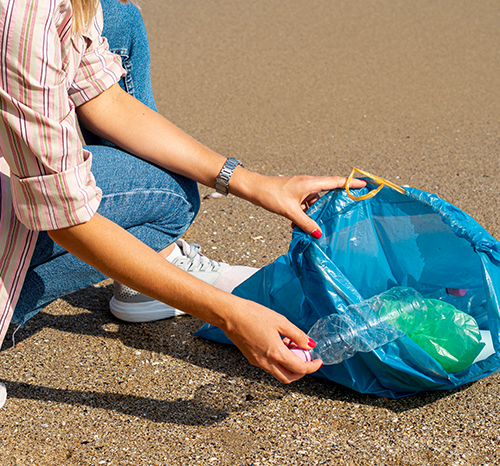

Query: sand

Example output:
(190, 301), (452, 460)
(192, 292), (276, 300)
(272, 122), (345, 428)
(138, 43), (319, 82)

(1, 0), (500, 464)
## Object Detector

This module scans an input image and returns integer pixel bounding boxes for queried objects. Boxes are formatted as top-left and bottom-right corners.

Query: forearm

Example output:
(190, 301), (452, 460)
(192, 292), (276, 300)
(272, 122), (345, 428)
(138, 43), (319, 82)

(76, 84), (229, 188)
(76, 84), (366, 236)
(48, 212), (323, 383)
(48, 213), (236, 329)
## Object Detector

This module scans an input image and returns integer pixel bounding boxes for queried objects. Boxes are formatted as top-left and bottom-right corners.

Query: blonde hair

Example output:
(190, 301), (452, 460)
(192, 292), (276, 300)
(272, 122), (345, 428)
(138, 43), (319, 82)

(71, 0), (137, 35)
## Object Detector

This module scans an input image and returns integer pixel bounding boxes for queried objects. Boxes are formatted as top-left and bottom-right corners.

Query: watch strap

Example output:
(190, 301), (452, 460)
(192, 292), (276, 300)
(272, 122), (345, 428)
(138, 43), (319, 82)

(215, 157), (244, 195)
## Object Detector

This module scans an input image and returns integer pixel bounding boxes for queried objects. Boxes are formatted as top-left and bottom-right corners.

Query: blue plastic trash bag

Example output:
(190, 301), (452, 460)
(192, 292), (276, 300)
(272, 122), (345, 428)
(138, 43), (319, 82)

(196, 169), (500, 398)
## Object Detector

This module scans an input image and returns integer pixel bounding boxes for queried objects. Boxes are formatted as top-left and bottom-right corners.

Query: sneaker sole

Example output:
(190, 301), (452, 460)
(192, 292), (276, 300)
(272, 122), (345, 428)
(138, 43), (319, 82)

(109, 297), (186, 323)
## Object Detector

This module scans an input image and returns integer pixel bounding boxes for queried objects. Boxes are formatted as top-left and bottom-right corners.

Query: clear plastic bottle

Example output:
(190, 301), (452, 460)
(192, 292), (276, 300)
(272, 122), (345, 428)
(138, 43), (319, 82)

(307, 287), (427, 365)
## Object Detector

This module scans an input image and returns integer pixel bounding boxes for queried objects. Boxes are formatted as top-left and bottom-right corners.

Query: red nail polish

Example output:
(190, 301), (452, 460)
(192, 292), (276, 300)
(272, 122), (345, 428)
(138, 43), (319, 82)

(308, 338), (317, 348)
(311, 229), (322, 239)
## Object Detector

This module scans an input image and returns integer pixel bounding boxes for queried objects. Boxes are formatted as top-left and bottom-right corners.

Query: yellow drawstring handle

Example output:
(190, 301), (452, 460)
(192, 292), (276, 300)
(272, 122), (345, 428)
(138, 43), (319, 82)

(346, 168), (407, 201)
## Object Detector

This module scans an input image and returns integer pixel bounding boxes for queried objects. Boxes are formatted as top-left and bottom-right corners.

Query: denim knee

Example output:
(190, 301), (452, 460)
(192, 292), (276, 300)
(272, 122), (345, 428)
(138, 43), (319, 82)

(144, 176), (200, 239)
(100, 0), (155, 108)
(82, 0), (156, 145)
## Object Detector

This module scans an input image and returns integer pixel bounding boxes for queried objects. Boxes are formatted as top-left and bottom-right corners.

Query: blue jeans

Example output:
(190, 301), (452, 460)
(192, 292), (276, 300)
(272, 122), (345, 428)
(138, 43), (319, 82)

(13, 0), (200, 325)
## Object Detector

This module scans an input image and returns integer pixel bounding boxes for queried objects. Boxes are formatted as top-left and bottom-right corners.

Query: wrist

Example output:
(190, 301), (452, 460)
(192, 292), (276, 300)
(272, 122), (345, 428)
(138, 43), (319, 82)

(204, 291), (246, 333)
(228, 168), (265, 203)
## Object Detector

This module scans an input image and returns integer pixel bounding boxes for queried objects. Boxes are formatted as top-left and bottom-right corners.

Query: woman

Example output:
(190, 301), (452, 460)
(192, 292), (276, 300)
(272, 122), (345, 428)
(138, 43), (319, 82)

(0, 0), (365, 406)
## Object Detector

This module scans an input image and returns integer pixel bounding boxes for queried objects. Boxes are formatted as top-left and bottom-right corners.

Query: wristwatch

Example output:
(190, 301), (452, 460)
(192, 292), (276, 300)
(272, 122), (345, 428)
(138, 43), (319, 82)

(215, 157), (244, 195)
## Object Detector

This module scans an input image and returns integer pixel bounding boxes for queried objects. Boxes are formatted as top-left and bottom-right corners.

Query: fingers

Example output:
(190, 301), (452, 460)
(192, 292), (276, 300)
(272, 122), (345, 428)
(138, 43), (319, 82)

(299, 175), (366, 194)
(288, 176), (367, 237)
(226, 302), (324, 384)
(267, 357), (323, 384)
(280, 320), (317, 352)
(263, 321), (323, 382)
(258, 341), (323, 384)
(291, 211), (323, 238)
(291, 194), (322, 229)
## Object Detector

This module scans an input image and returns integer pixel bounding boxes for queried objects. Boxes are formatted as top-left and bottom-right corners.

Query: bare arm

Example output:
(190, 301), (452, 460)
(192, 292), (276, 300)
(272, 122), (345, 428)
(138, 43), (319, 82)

(66, 84), (365, 382)
(48, 213), (323, 383)
(76, 84), (365, 236)
(76, 83), (226, 188)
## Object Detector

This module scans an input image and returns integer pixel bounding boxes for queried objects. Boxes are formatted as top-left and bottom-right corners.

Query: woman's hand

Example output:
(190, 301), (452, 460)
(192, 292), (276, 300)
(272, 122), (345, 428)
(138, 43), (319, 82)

(220, 296), (323, 383)
(230, 171), (367, 238)
(49, 213), (320, 384)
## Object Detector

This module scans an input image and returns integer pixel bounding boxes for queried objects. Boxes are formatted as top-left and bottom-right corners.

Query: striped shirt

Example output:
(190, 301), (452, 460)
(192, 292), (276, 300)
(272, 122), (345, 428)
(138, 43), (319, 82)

(0, 0), (125, 345)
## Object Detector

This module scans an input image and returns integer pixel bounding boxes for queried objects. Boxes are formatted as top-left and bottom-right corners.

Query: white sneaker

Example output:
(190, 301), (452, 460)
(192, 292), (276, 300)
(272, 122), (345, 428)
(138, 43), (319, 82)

(0, 383), (6, 409)
(109, 239), (258, 322)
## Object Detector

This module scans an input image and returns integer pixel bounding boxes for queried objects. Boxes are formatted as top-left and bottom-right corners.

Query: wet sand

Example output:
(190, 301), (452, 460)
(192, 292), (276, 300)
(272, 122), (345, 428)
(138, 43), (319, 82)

(1, 1), (500, 464)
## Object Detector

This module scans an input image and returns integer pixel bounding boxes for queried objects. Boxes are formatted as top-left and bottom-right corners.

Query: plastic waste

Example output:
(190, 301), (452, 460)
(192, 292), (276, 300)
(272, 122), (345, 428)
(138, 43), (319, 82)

(423, 287), (489, 329)
(197, 177), (500, 397)
(405, 298), (485, 372)
(305, 287), (485, 372)
(0, 382), (6, 410)
(306, 287), (418, 364)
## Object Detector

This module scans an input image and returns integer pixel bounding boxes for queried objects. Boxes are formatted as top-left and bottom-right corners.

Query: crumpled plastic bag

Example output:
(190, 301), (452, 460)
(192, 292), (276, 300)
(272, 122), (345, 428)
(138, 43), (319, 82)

(399, 299), (484, 373)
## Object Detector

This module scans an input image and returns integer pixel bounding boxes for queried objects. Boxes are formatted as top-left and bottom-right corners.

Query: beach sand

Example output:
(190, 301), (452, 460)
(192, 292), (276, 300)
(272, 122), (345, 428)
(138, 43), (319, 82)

(1, 1), (499, 464)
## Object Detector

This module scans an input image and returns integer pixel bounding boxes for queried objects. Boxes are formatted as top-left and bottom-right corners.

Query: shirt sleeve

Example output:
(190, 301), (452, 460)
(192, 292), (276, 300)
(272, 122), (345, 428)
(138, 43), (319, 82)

(0, 0), (123, 231)
(68, 4), (125, 107)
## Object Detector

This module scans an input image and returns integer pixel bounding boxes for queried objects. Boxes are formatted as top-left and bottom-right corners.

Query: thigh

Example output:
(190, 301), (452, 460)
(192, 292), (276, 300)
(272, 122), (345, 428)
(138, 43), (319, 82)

(28, 146), (199, 268)
(90, 145), (199, 230)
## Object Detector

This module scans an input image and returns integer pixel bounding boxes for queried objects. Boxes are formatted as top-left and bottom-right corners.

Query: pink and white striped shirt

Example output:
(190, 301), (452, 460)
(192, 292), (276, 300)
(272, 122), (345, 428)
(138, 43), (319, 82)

(0, 0), (125, 345)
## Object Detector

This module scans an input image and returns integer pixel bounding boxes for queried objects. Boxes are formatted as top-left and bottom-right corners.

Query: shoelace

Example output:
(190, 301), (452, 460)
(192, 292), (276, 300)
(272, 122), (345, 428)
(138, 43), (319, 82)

(181, 242), (221, 269)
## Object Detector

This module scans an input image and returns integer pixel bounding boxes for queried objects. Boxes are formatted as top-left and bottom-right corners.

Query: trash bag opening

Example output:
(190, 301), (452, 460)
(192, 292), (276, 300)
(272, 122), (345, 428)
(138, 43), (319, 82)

(295, 186), (495, 371)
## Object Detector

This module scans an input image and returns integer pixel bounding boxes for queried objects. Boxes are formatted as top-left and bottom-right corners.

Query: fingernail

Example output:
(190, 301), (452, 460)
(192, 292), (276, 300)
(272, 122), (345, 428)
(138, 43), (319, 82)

(308, 338), (317, 348)
(311, 229), (322, 239)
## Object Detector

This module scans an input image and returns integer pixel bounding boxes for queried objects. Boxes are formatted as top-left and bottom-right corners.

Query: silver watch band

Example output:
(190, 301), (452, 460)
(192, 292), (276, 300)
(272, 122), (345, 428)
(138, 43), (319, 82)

(215, 157), (244, 195)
